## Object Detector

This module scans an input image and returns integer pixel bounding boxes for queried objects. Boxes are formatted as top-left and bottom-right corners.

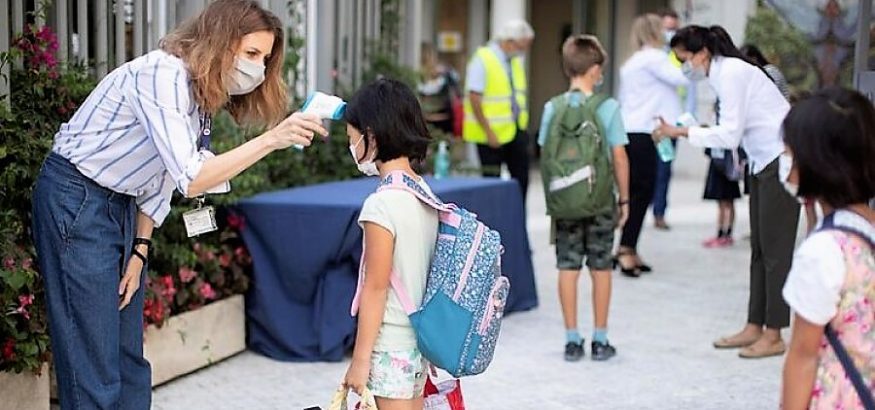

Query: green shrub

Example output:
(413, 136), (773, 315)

(0, 24), (95, 374)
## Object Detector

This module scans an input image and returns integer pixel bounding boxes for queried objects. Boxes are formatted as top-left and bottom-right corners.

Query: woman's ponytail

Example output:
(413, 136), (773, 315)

(707, 25), (747, 61)
(671, 24), (747, 60)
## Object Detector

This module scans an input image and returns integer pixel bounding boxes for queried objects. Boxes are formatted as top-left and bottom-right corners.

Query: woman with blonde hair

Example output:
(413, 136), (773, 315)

(616, 14), (689, 276)
(31, 1), (326, 408)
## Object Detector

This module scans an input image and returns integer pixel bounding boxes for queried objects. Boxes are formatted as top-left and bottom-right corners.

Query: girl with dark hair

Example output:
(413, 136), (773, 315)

(342, 79), (437, 408)
(654, 25), (800, 359)
(781, 87), (875, 409)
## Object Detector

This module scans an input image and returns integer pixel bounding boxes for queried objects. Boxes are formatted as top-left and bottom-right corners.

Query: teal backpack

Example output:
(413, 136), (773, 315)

(540, 93), (615, 219)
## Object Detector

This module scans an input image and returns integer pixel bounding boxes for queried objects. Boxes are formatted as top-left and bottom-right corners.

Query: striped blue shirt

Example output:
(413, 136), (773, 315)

(53, 50), (208, 226)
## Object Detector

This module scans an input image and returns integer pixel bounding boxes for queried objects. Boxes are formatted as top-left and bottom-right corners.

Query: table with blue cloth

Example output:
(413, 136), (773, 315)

(236, 176), (538, 362)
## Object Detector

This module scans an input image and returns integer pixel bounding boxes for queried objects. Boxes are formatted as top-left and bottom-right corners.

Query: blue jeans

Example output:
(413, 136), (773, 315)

(652, 139), (677, 218)
(32, 153), (151, 410)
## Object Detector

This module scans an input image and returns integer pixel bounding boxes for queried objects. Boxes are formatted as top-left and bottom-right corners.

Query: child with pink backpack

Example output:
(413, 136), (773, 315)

(341, 79), (507, 410)
(340, 79), (438, 409)
(780, 87), (875, 409)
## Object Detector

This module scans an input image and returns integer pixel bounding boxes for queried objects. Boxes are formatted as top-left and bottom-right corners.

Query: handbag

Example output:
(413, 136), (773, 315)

(327, 385), (378, 410)
(708, 148), (745, 181)
(423, 366), (466, 410)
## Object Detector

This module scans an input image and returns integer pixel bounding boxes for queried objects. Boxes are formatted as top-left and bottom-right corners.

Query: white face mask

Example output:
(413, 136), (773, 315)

(663, 30), (676, 45)
(228, 57), (266, 96)
(595, 73), (604, 88)
(349, 135), (380, 176)
(779, 152), (800, 198)
(682, 60), (707, 82)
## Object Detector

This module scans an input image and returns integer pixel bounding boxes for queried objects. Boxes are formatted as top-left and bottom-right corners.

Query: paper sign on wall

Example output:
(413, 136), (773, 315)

(438, 31), (463, 53)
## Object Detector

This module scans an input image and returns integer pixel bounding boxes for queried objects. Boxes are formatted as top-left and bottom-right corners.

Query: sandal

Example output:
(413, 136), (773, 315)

(613, 250), (641, 278)
(739, 340), (786, 359)
(713, 334), (759, 349)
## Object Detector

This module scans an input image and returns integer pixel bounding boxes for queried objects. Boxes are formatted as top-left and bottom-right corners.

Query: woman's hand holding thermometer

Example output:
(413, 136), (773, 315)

(293, 92), (347, 150)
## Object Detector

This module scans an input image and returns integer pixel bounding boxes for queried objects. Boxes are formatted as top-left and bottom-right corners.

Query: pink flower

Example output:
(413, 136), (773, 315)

(2, 339), (15, 360)
(15, 305), (30, 320)
(160, 275), (176, 299)
(3, 257), (15, 270)
(178, 267), (197, 283)
(199, 283), (216, 300)
(219, 254), (232, 268)
(35, 26), (55, 42)
(234, 247), (249, 260)
(227, 214), (245, 230)
(18, 294), (34, 308)
(21, 258), (33, 270)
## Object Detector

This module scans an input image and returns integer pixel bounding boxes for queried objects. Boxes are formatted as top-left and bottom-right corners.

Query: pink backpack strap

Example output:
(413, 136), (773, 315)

(378, 171), (456, 214)
(351, 172), (439, 317)
(350, 242), (417, 316)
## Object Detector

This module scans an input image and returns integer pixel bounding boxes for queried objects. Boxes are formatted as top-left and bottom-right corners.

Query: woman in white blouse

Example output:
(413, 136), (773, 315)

(616, 14), (689, 277)
(31, 1), (326, 408)
(654, 25), (799, 359)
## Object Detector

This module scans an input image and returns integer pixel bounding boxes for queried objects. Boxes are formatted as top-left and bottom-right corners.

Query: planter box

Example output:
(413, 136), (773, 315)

(145, 294), (246, 386)
(0, 364), (50, 410)
(48, 294), (246, 399)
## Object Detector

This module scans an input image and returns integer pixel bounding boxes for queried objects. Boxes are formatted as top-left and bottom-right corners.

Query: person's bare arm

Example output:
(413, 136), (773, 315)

(612, 146), (630, 228)
(782, 314), (823, 409)
(344, 222), (394, 394)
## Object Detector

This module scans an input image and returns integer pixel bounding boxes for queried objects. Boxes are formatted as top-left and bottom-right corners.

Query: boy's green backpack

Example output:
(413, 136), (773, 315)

(540, 93), (615, 219)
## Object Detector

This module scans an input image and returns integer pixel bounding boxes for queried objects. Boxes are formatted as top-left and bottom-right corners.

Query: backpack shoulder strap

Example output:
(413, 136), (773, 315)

(350, 243), (418, 317)
(584, 93), (609, 111)
(377, 171), (456, 213)
(543, 94), (571, 160)
(818, 212), (875, 248)
(824, 324), (875, 409)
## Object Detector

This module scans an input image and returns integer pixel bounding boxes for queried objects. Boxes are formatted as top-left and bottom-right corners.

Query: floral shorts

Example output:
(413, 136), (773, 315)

(367, 348), (427, 399)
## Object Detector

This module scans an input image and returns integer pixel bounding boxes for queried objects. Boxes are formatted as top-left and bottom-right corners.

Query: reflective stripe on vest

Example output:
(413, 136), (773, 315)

(463, 47), (529, 144)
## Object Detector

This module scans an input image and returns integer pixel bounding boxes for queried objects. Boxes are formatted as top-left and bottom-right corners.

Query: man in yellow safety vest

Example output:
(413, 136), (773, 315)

(463, 19), (534, 202)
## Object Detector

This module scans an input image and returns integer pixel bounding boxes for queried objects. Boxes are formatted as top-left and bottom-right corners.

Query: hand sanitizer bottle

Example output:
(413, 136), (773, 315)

(434, 141), (450, 179)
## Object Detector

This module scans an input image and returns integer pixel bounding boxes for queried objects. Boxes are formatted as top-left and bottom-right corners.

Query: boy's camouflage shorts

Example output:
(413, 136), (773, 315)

(554, 212), (617, 271)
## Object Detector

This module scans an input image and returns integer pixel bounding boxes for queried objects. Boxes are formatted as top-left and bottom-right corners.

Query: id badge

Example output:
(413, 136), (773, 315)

(183, 206), (218, 237)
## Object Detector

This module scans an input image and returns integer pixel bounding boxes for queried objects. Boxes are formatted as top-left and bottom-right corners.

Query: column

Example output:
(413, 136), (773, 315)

(489, 0), (526, 39)
(77, 0), (89, 64)
(400, 0), (423, 69)
(1, 0), (8, 104)
(55, 0), (69, 62)
(309, 0), (335, 93)
(115, 0), (126, 66)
